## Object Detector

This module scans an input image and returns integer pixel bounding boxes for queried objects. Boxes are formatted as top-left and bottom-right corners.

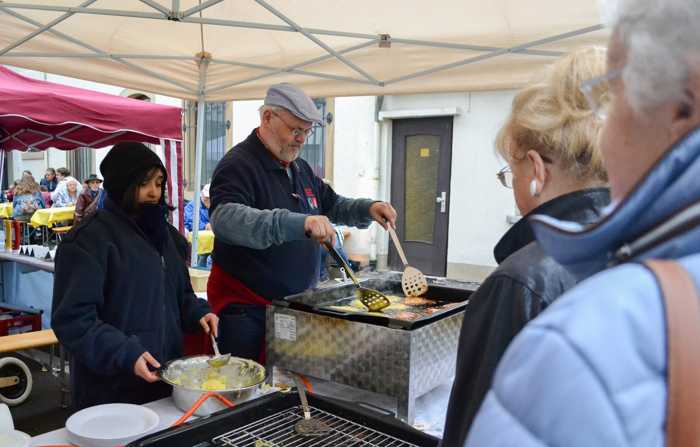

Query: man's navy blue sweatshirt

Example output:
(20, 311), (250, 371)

(209, 129), (375, 301)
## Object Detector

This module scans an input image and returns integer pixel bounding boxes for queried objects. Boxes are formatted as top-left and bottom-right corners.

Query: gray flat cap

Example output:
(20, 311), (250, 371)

(264, 83), (323, 125)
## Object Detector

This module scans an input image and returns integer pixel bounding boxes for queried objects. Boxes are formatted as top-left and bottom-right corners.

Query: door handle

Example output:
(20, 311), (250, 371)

(436, 191), (447, 213)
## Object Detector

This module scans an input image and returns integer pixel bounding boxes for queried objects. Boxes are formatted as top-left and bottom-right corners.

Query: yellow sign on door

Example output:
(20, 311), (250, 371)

(420, 148), (430, 157)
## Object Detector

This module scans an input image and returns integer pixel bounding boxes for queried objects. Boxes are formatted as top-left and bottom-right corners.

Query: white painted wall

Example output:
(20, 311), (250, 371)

(232, 100), (263, 144)
(332, 97), (380, 259)
(342, 91), (519, 270)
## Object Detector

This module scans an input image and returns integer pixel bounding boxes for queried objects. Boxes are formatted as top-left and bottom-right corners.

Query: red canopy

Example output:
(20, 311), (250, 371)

(0, 65), (185, 232)
(0, 66), (182, 151)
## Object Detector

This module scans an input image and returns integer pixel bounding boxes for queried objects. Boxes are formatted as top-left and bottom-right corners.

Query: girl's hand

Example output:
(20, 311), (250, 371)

(133, 351), (160, 383)
(199, 312), (219, 338)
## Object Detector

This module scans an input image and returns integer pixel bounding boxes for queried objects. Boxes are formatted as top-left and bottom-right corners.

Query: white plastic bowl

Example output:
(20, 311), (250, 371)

(66, 403), (160, 447)
(0, 430), (30, 447)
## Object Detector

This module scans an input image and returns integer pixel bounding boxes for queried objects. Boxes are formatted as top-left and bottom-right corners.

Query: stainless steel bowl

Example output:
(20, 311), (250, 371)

(159, 355), (265, 416)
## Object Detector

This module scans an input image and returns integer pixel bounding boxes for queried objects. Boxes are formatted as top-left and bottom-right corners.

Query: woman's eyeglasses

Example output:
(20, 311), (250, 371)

(496, 155), (552, 189)
(496, 165), (513, 189)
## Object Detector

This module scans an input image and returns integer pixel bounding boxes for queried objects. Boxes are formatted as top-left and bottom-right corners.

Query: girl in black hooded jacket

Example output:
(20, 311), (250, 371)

(52, 141), (218, 410)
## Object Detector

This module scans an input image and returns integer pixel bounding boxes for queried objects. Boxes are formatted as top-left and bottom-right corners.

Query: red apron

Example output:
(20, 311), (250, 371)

(206, 263), (270, 363)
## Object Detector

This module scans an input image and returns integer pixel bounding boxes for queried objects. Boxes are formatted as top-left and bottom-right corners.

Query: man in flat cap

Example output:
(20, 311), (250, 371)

(208, 83), (397, 361)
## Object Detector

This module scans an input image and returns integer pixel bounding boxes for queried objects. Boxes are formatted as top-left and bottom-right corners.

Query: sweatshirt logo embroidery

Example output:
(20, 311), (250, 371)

(304, 187), (318, 209)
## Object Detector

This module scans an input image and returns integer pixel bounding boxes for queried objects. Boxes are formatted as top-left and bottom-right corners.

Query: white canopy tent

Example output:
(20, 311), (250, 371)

(0, 0), (608, 264)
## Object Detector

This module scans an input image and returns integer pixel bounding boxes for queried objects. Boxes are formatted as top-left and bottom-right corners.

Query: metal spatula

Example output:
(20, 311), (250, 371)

(292, 375), (330, 437)
(388, 227), (429, 297)
(322, 240), (391, 312)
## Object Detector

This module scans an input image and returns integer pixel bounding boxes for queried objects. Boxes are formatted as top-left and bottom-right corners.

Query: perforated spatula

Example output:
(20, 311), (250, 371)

(322, 240), (391, 312)
(387, 227), (429, 296)
(292, 374), (330, 437)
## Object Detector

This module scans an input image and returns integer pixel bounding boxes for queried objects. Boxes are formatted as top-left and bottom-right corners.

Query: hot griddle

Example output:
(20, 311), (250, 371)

(278, 279), (473, 330)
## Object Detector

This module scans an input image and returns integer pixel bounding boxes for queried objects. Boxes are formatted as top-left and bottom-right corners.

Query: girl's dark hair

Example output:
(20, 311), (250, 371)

(120, 166), (174, 214)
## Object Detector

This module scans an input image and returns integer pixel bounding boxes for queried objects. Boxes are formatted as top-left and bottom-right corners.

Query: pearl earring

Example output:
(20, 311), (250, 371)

(529, 180), (539, 197)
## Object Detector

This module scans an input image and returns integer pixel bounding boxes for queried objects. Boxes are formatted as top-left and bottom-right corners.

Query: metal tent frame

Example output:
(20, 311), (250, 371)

(0, 0), (605, 265)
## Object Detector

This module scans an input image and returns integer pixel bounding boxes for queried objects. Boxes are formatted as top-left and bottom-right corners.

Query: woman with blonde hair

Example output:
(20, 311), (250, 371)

(12, 176), (45, 221)
(441, 46), (611, 446)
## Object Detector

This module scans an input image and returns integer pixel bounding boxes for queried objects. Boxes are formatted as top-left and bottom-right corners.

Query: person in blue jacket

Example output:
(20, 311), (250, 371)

(184, 183), (211, 232)
(465, 0), (700, 445)
(441, 46), (610, 447)
(52, 141), (219, 410)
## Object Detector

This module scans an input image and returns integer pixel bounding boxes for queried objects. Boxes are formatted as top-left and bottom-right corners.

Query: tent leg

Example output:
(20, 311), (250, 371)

(190, 97), (206, 267)
(190, 56), (210, 268)
(0, 151), (5, 193)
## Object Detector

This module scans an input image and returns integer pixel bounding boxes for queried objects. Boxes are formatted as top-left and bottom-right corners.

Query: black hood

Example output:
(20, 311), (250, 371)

(493, 188), (610, 264)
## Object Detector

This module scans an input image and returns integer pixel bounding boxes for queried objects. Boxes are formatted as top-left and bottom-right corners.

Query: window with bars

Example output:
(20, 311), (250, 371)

(300, 98), (327, 178)
(202, 102), (228, 183)
(183, 101), (229, 189)
(184, 99), (327, 190)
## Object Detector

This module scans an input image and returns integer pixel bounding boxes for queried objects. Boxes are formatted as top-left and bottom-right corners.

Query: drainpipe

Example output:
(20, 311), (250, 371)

(371, 96), (385, 270)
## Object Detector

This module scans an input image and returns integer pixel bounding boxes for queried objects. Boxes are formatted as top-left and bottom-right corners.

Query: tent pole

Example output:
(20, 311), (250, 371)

(190, 55), (210, 267)
(0, 151), (5, 194)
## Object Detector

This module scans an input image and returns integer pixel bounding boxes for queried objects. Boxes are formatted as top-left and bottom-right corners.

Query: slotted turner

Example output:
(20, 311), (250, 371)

(322, 240), (391, 312)
(292, 375), (330, 437)
(388, 227), (429, 296)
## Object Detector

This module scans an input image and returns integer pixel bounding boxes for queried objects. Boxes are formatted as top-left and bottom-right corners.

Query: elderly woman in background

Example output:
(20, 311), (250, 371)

(441, 46), (611, 446)
(52, 176), (81, 208)
(465, 0), (700, 445)
(12, 176), (45, 221)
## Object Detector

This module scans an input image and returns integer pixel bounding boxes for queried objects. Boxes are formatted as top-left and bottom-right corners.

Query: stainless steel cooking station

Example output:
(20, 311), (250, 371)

(266, 273), (478, 423)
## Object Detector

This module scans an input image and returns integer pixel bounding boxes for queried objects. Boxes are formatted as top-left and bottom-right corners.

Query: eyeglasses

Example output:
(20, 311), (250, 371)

(496, 156), (553, 189)
(580, 68), (623, 121)
(271, 111), (316, 139)
(497, 165), (513, 189)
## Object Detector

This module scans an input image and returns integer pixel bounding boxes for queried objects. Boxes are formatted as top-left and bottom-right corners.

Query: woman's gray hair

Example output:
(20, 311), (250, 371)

(602, 0), (700, 112)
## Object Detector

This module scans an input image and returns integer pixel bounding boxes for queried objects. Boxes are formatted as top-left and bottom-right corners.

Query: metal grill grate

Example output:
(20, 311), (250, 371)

(213, 405), (422, 446)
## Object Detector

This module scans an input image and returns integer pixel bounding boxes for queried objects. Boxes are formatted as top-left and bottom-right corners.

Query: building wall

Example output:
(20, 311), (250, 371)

(336, 91), (519, 280)
(232, 100), (263, 145)
(332, 97), (381, 261)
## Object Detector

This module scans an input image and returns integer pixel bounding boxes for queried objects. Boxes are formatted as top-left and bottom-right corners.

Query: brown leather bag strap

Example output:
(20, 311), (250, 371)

(644, 260), (700, 447)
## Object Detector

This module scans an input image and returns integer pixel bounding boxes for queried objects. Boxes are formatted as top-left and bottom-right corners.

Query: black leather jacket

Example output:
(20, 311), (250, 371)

(441, 188), (610, 447)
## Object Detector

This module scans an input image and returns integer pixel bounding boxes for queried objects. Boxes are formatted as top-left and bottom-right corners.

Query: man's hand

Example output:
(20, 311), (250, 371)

(369, 202), (397, 230)
(304, 215), (336, 245)
(205, 223), (212, 231)
(199, 312), (219, 337)
(133, 351), (160, 383)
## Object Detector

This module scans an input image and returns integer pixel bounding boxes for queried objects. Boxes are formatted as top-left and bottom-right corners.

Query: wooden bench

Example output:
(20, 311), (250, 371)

(0, 329), (58, 353)
(0, 329), (68, 406)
